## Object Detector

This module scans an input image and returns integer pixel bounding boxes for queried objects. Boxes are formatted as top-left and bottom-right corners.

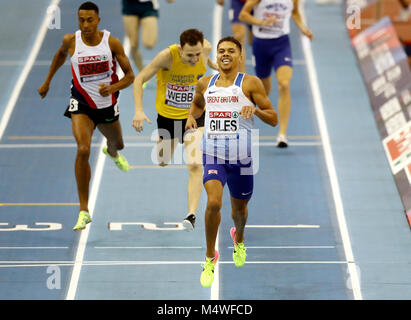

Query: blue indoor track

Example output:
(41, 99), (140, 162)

(1, 0), (411, 302)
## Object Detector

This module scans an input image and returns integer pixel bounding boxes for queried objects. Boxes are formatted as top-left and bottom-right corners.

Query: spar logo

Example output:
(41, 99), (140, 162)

(78, 55), (108, 64)
(209, 111), (239, 118)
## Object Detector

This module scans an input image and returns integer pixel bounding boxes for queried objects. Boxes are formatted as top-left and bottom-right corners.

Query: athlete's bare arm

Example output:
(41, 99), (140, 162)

(243, 74), (278, 126)
(203, 39), (218, 70)
(98, 36), (135, 97)
(38, 33), (74, 99)
(186, 76), (210, 130)
(239, 0), (277, 26)
(132, 48), (173, 132)
(291, 0), (313, 41)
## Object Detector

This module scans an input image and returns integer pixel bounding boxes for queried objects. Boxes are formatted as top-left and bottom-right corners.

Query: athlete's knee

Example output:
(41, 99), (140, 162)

(187, 162), (202, 174)
(207, 198), (222, 213)
(108, 140), (124, 151)
(278, 79), (290, 93)
(233, 31), (246, 44)
(116, 141), (125, 151)
(143, 38), (156, 50)
(77, 144), (91, 158)
(231, 205), (247, 218)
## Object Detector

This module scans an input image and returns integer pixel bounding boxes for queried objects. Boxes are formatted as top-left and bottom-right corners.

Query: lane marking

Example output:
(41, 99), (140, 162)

(8, 136), (95, 140)
(0, 247), (69, 249)
(246, 59), (306, 66)
(94, 246), (202, 249)
(0, 260), (350, 268)
(211, 2), (223, 302)
(8, 135), (321, 141)
(300, 0), (362, 300)
(0, 141), (321, 148)
(228, 246), (335, 249)
(0, 0), (61, 140)
(0, 203), (78, 206)
(129, 165), (187, 169)
(65, 138), (107, 300)
(95, 245), (334, 249)
(246, 224), (320, 228)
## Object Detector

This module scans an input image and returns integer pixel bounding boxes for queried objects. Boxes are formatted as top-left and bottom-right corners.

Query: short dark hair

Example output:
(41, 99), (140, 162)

(78, 1), (99, 14)
(180, 29), (204, 47)
(217, 36), (242, 52)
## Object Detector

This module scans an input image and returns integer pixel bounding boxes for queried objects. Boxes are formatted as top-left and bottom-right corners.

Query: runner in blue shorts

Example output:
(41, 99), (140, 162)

(185, 36), (278, 287)
(240, 0), (313, 147)
(216, 0), (252, 72)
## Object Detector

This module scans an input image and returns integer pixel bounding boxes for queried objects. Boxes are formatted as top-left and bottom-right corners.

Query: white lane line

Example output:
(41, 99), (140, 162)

(0, 260), (349, 268)
(0, 247), (69, 249)
(65, 138), (107, 300)
(246, 224), (320, 228)
(0, 141), (321, 148)
(8, 135), (321, 140)
(0, 60), (71, 66)
(94, 246), (202, 249)
(0, 0), (61, 140)
(245, 59), (306, 66)
(228, 246), (335, 249)
(211, 2), (223, 302)
(300, 0), (362, 300)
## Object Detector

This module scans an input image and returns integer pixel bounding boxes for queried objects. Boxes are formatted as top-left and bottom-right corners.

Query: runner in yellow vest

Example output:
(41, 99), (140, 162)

(132, 28), (217, 231)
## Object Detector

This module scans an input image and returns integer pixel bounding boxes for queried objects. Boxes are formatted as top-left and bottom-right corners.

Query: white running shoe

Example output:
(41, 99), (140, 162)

(276, 135), (288, 148)
(182, 213), (196, 232)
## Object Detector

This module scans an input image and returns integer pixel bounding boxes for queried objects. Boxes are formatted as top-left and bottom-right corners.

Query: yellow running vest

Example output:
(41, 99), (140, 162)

(155, 44), (206, 119)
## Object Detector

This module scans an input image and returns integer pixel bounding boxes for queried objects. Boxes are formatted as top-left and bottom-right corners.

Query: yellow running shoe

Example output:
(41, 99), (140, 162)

(200, 251), (219, 288)
(230, 227), (247, 267)
(102, 146), (129, 172)
(73, 211), (91, 231)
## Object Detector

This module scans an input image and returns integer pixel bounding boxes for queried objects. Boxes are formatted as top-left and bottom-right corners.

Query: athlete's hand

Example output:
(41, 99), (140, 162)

(38, 82), (50, 99)
(240, 106), (256, 120)
(185, 115), (198, 130)
(216, 0), (224, 5)
(261, 16), (277, 27)
(302, 28), (314, 41)
(132, 111), (151, 132)
(99, 83), (113, 97)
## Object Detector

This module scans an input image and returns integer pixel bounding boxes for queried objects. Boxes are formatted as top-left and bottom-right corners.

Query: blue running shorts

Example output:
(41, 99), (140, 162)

(252, 34), (293, 79)
(203, 153), (253, 200)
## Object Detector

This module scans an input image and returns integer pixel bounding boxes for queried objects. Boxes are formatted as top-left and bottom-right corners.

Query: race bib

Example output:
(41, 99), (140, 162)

(78, 55), (110, 83)
(165, 83), (195, 109)
(207, 110), (240, 139)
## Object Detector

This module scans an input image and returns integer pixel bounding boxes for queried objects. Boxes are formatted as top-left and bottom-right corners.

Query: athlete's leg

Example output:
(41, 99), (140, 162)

(261, 75), (272, 95)
(232, 23), (247, 72)
(204, 179), (224, 259)
(184, 127), (204, 215)
(122, 15), (143, 71)
(140, 16), (158, 50)
(275, 65), (293, 137)
(71, 113), (95, 213)
(97, 120), (125, 157)
(156, 137), (179, 166)
(252, 37), (274, 94)
(230, 196), (250, 244)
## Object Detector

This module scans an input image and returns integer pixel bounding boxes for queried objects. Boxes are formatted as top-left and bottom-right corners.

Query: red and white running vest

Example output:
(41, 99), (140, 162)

(70, 30), (119, 109)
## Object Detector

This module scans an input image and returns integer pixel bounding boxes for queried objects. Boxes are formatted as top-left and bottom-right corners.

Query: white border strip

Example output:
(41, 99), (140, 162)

(210, 3), (223, 301)
(0, 0), (61, 140)
(299, 0), (362, 300)
(65, 138), (107, 300)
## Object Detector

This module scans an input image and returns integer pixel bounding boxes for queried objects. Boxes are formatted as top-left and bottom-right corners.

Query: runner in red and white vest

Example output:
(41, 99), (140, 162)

(38, 1), (135, 231)
(70, 29), (119, 109)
